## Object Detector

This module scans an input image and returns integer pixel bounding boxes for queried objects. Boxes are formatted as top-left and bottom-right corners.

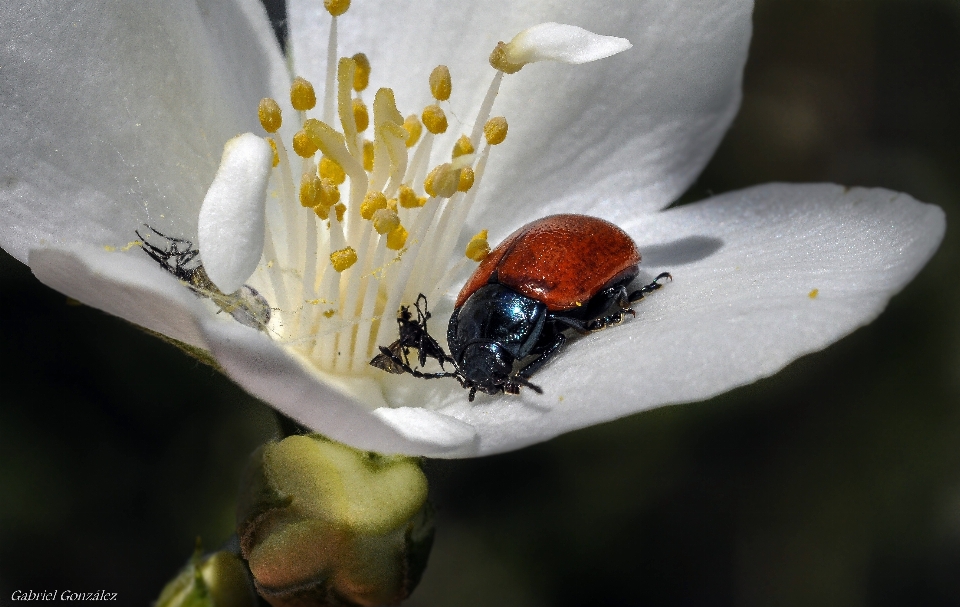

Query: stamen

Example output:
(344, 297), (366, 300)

(293, 129), (319, 158)
(290, 76), (318, 112)
(360, 191), (388, 219)
(300, 174), (320, 207)
(421, 105), (448, 135)
(324, 0), (350, 17)
(352, 53), (371, 92)
(319, 156), (346, 185)
(484, 116), (509, 145)
(371, 209), (400, 235)
(403, 115), (422, 148)
(258, 98), (282, 133)
(465, 230), (490, 261)
(331, 246), (357, 272)
(497, 23), (632, 67)
(386, 225), (408, 250)
(429, 65), (452, 101)
(451, 135), (474, 158)
(398, 184), (423, 209)
(458, 167), (475, 192)
(362, 140), (375, 171)
(423, 164), (460, 198)
(353, 98), (370, 132)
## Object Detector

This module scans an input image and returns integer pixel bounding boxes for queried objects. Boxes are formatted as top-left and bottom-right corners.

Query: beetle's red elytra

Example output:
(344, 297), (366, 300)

(455, 214), (642, 311)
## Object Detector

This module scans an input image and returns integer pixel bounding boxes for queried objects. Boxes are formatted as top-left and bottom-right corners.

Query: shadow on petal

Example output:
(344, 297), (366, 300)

(641, 235), (724, 267)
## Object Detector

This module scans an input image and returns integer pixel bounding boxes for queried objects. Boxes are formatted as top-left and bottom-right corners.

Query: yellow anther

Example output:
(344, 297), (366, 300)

(421, 104), (448, 135)
(397, 185), (419, 208)
(387, 198), (398, 212)
(266, 137), (279, 167)
(451, 134), (474, 159)
(466, 230), (491, 261)
(318, 156), (346, 185)
(290, 76), (317, 111)
(489, 41), (525, 74)
(360, 191), (388, 220)
(330, 246), (357, 272)
(353, 98), (369, 132)
(362, 140), (375, 171)
(314, 204), (329, 220)
(458, 167), (475, 192)
(299, 174), (321, 207)
(293, 129), (319, 158)
(317, 178), (340, 208)
(372, 209), (401, 235)
(352, 53), (371, 91)
(429, 65), (452, 101)
(324, 0), (350, 17)
(335, 203), (346, 222)
(258, 98), (282, 133)
(484, 116), (509, 145)
(386, 224), (408, 250)
(403, 114), (423, 148)
(424, 163), (460, 198)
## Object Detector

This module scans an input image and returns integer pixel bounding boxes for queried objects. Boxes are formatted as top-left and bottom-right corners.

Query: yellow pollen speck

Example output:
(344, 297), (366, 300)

(387, 198), (398, 212)
(103, 245), (116, 252)
(324, 0), (350, 17)
(429, 65), (452, 101)
(466, 230), (490, 261)
(353, 98), (369, 132)
(421, 104), (447, 134)
(372, 209), (401, 235)
(292, 130), (318, 158)
(809, 288), (819, 299)
(319, 156), (346, 185)
(424, 163), (460, 198)
(330, 246), (357, 272)
(489, 41), (524, 74)
(335, 202), (346, 222)
(362, 139), (374, 171)
(386, 224), (408, 250)
(258, 98), (282, 132)
(299, 174), (320, 207)
(398, 184), (422, 208)
(352, 53), (371, 91)
(360, 191), (388, 219)
(323, 309), (336, 318)
(266, 137), (279, 167)
(458, 167), (475, 192)
(403, 114), (423, 148)
(452, 134), (474, 159)
(290, 76), (317, 111)
(484, 116), (508, 145)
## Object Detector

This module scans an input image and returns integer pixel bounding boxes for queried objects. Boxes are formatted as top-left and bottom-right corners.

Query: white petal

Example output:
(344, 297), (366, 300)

(505, 22), (632, 66)
(434, 184), (945, 455)
(198, 318), (481, 457)
(28, 246), (208, 349)
(197, 134), (273, 294)
(0, 0), (292, 263)
(288, 0), (751, 227)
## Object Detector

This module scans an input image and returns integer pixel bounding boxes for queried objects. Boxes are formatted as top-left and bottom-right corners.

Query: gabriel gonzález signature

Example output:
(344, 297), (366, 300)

(10, 589), (117, 601)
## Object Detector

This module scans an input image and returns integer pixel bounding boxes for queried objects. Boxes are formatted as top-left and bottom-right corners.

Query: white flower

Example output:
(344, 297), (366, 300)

(0, 0), (944, 458)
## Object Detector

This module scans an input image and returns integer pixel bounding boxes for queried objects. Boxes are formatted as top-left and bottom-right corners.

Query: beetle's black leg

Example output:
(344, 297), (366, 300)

(552, 316), (591, 334)
(628, 272), (672, 303)
(518, 332), (566, 378)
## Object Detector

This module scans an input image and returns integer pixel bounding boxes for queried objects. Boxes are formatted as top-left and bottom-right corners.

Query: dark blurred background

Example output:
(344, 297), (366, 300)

(3, 1), (960, 605)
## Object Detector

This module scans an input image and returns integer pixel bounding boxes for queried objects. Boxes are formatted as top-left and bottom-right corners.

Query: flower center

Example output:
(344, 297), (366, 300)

(188, 8), (633, 386)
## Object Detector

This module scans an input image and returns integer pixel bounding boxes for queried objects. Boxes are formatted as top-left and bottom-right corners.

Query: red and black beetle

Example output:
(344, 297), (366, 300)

(372, 214), (671, 400)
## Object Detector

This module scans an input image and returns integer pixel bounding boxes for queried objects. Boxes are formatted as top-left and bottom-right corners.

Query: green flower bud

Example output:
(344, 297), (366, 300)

(237, 435), (434, 607)
(155, 543), (259, 607)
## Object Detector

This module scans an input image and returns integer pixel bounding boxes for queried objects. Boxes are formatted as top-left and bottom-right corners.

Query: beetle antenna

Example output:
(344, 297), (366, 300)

(510, 375), (543, 394)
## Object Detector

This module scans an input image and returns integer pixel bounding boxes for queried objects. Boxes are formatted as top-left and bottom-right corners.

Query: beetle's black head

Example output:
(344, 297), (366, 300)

(458, 339), (515, 395)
